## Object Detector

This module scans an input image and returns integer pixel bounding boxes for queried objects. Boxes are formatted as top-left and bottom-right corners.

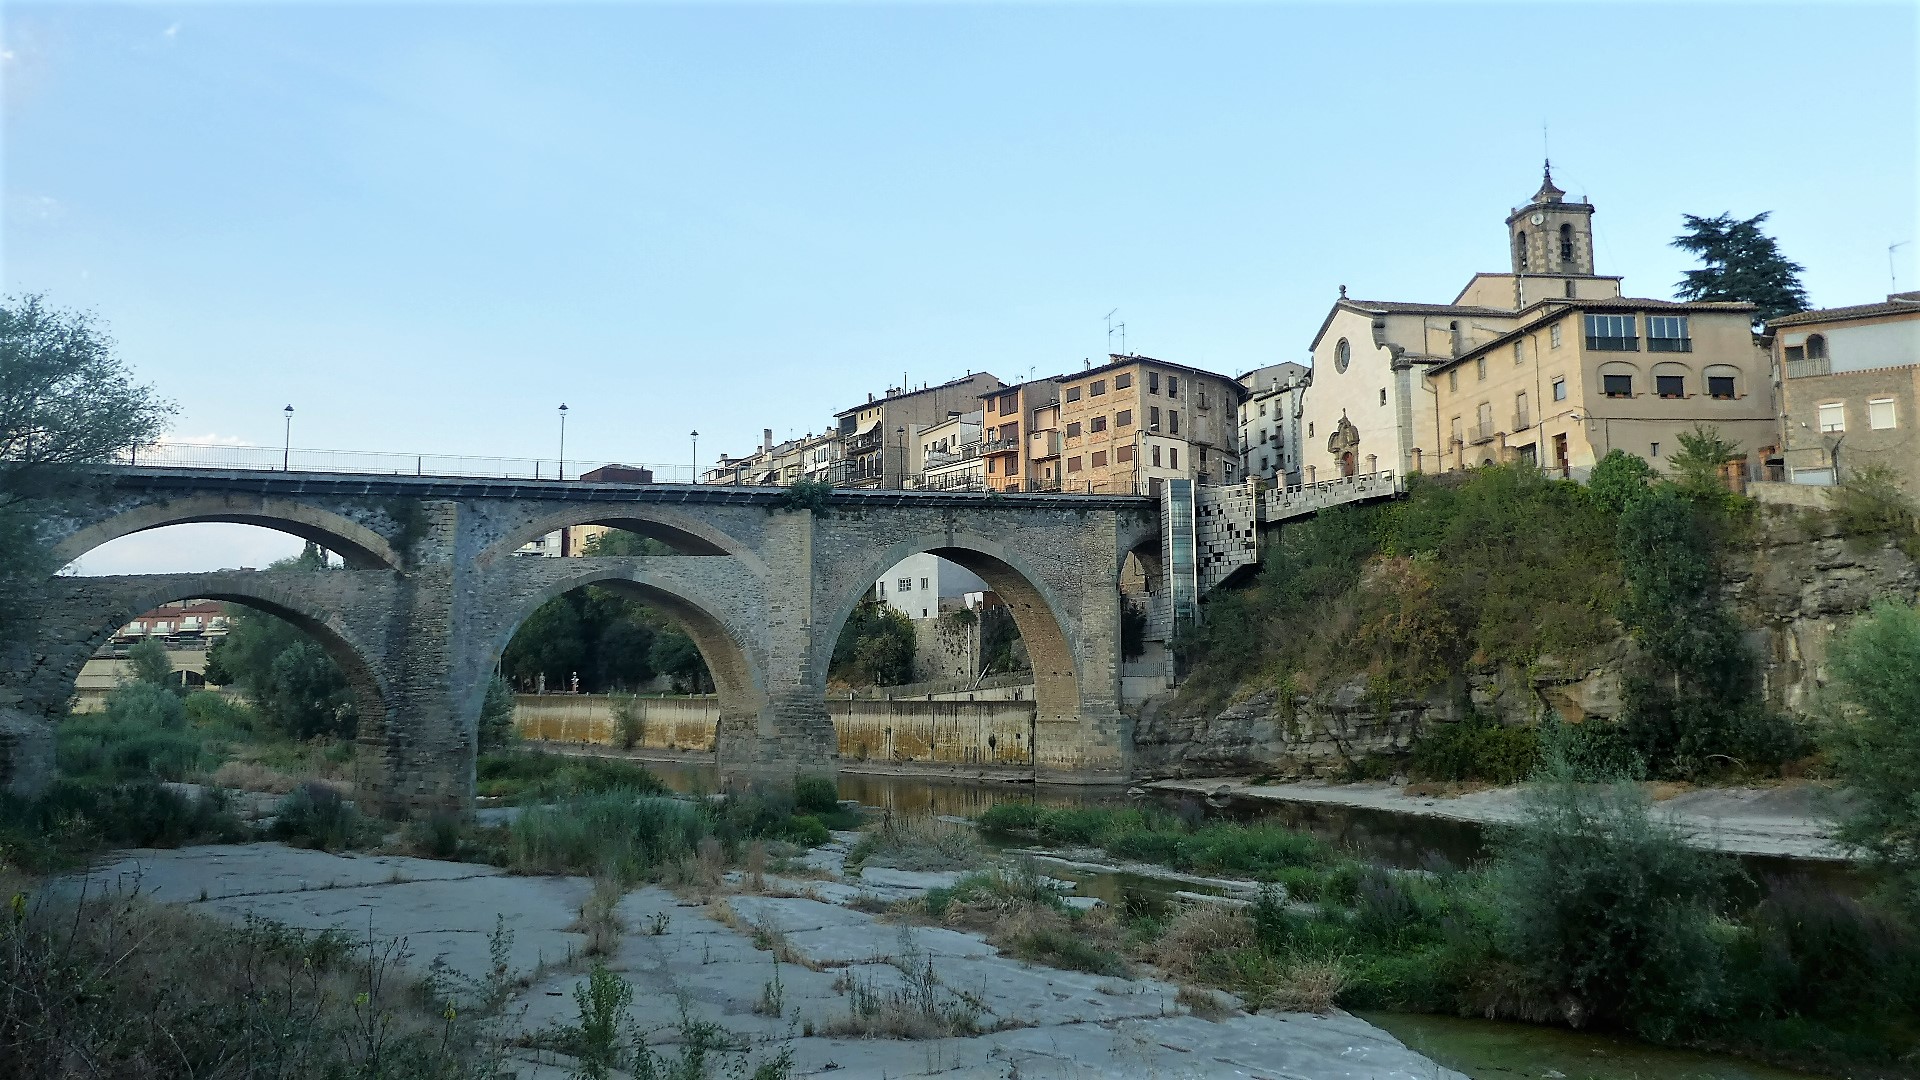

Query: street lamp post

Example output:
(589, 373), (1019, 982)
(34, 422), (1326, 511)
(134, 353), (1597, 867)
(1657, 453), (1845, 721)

(282, 405), (294, 471)
(690, 430), (699, 484)
(558, 404), (569, 481)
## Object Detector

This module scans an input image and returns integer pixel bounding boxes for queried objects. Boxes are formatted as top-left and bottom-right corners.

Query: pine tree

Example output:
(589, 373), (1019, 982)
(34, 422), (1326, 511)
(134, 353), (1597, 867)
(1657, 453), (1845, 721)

(1671, 212), (1809, 323)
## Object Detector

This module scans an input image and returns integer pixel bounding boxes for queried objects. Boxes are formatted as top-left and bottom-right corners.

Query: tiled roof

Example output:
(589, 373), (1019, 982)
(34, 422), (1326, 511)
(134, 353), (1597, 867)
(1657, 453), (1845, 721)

(1342, 300), (1515, 317)
(834, 371), (1004, 418)
(1769, 293), (1920, 327)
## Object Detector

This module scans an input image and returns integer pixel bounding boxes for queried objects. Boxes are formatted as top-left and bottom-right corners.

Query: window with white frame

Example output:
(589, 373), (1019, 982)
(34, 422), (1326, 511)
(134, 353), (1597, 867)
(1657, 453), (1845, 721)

(1550, 323), (1563, 349)
(1552, 377), (1567, 401)
(1647, 316), (1692, 353)
(1819, 402), (1846, 433)
(898, 577), (913, 592)
(1870, 398), (1898, 430)
(1585, 314), (1638, 351)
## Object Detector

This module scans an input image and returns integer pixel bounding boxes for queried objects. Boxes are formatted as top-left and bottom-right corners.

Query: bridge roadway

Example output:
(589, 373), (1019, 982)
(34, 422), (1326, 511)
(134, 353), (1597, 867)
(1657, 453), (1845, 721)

(0, 467), (1159, 814)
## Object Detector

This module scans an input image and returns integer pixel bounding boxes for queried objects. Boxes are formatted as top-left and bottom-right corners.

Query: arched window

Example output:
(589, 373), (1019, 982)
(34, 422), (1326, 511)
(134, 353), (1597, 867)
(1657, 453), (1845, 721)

(1807, 334), (1828, 360)
(1515, 231), (1530, 271)
(1559, 223), (1574, 262)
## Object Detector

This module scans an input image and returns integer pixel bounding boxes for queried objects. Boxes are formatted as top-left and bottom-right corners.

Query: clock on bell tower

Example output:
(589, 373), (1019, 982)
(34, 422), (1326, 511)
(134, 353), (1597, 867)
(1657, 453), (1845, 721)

(1506, 161), (1596, 277)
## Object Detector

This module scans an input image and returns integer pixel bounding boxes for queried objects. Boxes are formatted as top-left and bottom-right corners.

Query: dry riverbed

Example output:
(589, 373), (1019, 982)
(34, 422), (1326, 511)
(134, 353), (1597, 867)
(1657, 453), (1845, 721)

(1149, 777), (1850, 861)
(78, 837), (1463, 1079)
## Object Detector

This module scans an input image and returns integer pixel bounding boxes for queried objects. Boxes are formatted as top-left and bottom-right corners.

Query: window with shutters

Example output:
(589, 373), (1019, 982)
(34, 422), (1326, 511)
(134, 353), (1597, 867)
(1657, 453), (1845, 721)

(1819, 402), (1846, 433)
(1870, 398), (1897, 430)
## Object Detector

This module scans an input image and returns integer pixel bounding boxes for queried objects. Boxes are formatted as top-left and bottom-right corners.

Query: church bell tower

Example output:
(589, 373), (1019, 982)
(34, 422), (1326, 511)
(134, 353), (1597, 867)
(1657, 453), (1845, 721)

(1505, 162), (1596, 277)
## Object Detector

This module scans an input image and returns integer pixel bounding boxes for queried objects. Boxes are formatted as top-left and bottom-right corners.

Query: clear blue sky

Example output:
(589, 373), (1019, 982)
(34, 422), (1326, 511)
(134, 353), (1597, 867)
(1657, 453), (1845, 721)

(5, 2), (1915, 570)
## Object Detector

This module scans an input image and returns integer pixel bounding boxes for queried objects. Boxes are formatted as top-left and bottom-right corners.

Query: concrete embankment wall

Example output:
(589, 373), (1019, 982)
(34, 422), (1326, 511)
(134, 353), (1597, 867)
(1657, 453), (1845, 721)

(513, 693), (1040, 770)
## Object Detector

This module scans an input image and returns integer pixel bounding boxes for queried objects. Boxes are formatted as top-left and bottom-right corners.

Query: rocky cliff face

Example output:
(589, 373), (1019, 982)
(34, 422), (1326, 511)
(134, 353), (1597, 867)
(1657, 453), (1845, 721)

(1133, 508), (1920, 779)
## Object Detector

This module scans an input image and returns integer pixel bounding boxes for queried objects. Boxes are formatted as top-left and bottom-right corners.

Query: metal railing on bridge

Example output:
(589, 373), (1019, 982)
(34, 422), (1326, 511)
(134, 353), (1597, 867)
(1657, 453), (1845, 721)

(115, 440), (699, 484)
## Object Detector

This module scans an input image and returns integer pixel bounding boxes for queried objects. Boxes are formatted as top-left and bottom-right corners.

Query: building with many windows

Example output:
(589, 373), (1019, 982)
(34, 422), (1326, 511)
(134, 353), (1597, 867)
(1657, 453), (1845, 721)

(1771, 292), (1920, 490)
(1300, 164), (1777, 481)
(1054, 354), (1245, 495)
(976, 378), (1062, 492)
(1238, 361), (1310, 485)
(1427, 296), (1776, 478)
(832, 373), (1005, 489)
(913, 410), (986, 491)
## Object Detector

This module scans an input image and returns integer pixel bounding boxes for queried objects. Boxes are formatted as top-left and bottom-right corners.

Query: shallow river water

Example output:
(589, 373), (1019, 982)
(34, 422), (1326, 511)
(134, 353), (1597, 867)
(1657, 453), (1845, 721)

(642, 761), (1852, 1079)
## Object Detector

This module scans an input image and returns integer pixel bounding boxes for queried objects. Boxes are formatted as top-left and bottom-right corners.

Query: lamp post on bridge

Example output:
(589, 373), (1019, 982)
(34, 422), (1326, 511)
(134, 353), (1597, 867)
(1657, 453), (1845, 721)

(558, 403), (569, 481)
(690, 430), (699, 484)
(282, 405), (294, 471)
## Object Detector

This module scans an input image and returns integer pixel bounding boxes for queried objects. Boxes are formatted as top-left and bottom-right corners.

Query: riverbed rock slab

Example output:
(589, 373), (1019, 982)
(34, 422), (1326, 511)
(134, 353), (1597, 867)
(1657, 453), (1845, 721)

(73, 844), (589, 989)
(858, 866), (967, 891)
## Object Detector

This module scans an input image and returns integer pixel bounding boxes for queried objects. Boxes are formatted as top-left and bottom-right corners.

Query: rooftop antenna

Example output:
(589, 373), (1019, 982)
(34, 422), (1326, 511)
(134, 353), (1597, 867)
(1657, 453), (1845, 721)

(1105, 309), (1119, 354)
(1892, 240), (1912, 292)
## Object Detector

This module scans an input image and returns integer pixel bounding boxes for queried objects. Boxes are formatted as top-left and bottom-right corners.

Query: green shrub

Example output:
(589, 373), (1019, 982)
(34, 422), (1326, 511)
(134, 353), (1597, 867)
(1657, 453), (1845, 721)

(973, 804), (1334, 879)
(269, 782), (373, 851)
(1823, 600), (1920, 915)
(1826, 465), (1917, 541)
(183, 690), (256, 732)
(127, 638), (176, 688)
(1008, 928), (1125, 976)
(793, 774), (839, 815)
(57, 713), (208, 783)
(1487, 763), (1735, 1039)
(475, 751), (666, 802)
(1, 780), (246, 868)
(102, 680), (187, 730)
(1408, 716), (1541, 784)
(509, 789), (710, 882)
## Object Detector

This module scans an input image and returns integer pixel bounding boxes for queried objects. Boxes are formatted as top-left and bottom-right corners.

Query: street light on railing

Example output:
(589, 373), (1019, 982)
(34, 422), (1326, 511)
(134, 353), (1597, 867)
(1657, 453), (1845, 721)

(282, 405), (294, 471)
(558, 404), (569, 481)
(690, 431), (699, 483)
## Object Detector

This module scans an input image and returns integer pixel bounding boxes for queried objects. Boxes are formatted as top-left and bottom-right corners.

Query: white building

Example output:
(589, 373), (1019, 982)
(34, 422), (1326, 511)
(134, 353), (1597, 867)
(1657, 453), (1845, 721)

(913, 410), (985, 491)
(873, 552), (988, 621)
(1238, 362), (1310, 485)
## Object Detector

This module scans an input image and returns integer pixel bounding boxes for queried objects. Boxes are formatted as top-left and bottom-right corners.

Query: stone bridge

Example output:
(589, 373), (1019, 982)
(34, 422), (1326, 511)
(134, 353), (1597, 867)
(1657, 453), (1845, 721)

(0, 468), (1159, 815)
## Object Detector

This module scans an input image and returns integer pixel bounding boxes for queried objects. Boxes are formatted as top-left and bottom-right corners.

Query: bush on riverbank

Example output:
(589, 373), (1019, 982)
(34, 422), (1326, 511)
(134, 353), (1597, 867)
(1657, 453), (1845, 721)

(475, 749), (668, 801)
(0, 877), (511, 1079)
(977, 803), (1336, 879)
(980, 792), (1920, 1072)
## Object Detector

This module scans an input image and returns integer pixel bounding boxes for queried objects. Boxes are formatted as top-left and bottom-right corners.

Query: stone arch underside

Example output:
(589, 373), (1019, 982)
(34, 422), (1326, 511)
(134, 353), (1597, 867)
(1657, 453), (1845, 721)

(478, 506), (744, 568)
(819, 538), (1085, 726)
(36, 574), (388, 740)
(54, 495), (403, 571)
(480, 564), (768, 744)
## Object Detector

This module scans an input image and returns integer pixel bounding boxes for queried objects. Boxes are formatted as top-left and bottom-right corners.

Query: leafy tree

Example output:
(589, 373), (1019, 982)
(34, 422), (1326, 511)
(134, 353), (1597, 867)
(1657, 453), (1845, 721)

(502, 593), (589, 689)
(1823, 600), (1920, 914)
(648, 629), (710, 693)
(126, 639), (174, 689)
(1672, 212), (1808, 323)
(1826, 464), (1917, 540)
(977, 605), (1026, 676)
(203, 555), (359, 740)
(1587, 450), (1656, 516)
(0, 295), (173, 625)
(1615, 486), (1804, 776)
(1667, 425), (1741, 498)
(581, 529), (676, 557)
(830, 600), (917, 686)
(1489, 747), (1734, 1039)
(478, 674), (516, 751)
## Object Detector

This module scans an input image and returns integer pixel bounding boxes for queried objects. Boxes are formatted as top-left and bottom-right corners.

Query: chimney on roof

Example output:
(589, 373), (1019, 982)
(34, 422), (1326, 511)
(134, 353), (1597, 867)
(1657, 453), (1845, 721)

(762, 429), (773, 453)
(868, 392), (874, 403)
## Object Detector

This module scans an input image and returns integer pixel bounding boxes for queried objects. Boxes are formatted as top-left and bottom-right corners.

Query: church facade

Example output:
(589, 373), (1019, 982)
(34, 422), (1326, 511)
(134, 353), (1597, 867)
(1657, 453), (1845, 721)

(1298, 166), (1776, 482)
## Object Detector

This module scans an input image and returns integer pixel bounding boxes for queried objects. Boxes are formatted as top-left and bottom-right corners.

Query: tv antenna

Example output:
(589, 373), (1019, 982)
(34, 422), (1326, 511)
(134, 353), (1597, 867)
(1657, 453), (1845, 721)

(1105, 309), (1119, 355)
(1892, 240), (1912, 292)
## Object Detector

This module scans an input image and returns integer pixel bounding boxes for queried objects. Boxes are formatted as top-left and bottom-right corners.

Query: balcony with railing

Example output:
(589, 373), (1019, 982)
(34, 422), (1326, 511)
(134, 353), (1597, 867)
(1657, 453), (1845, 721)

(980, 433), (1020, 456)
(922, 441), (981, 469)
(1511, 409), (1531, 432)
(1785, 356), (1833, 379)
(1468, 422), (1500, 445)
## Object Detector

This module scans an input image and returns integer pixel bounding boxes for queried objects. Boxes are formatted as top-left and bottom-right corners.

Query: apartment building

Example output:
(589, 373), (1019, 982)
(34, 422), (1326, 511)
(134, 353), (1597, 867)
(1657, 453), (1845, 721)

(974, 378), (1062, 492)
(1427, 297), (1776, 477)
(914, 410), (986, 491)
(1772, 292), (1920, 490)
(1239, 361), (1310, 485)
(1055, 354), (1245, 495)
(833, 372), (1005, 489)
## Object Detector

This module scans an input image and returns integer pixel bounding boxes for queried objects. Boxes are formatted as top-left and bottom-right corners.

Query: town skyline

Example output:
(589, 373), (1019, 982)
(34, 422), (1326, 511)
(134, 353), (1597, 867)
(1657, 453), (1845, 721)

(7, 2), (1914, 572)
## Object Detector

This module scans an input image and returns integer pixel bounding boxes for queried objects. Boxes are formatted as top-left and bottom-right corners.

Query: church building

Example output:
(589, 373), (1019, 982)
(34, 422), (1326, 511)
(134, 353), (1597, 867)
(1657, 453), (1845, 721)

(1299, 166), (1775, 482)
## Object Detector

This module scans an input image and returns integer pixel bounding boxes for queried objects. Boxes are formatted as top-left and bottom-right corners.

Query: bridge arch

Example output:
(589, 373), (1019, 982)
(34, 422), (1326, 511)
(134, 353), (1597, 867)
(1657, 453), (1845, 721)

(56, 494), (403, 571)
(479, 561), (768, 747)
(43, 574), (388, 738)
(477, 505), (761, 571)
(818, 532), (1084, 726)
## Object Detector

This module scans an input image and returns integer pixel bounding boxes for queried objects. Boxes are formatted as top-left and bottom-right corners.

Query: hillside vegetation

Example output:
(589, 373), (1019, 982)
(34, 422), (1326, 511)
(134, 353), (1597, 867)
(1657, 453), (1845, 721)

(1174, 448), (1905, 782)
